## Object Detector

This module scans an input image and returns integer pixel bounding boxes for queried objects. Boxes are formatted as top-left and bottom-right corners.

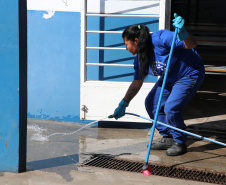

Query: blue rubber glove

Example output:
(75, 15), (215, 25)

(172, 13), (188, 41)
(113, 99), (129, 120)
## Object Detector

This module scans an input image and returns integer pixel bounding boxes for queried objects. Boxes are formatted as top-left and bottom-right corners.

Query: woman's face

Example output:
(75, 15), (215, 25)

(124, 38), (138, 55)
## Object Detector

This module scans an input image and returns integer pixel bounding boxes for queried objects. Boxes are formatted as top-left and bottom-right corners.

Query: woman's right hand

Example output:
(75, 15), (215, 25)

(112, 99), (129, 120)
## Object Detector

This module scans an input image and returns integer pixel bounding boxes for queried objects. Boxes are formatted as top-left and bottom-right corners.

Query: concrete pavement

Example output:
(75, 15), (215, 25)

(0, 113), (225, 185)
(0, 74), (226, 184)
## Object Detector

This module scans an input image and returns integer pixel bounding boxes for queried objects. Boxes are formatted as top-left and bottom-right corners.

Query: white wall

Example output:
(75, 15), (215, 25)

(28, 0), (160, 14)
(27, 0), (81, 12)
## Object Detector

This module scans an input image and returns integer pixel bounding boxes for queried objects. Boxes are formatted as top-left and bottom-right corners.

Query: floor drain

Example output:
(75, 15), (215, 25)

(83, 155), (226, 184)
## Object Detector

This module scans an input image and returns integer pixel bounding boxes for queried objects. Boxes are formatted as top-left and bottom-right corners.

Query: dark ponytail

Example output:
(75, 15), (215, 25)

(122, 25), (152, 80)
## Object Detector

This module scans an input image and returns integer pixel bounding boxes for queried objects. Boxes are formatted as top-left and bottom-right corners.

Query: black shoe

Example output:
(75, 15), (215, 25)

(166, 142), (187, 156)
(150, 136), (174, 150)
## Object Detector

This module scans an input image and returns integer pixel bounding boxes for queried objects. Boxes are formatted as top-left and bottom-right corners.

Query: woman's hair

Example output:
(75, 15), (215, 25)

(122, 25), (152, 80)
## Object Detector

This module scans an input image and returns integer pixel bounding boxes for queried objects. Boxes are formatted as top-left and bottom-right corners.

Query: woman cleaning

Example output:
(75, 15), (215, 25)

(112, 14), (205, 156)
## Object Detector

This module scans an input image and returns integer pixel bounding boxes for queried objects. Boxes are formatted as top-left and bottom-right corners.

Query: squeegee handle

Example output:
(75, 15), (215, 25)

(125, 112), (226, 147)
(145, 28), (178, 163)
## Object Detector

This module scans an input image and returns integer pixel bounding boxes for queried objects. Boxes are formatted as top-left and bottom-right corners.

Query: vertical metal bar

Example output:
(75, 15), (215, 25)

(99, 0), (105, 80)
(84, 0), (87, 82)
(81, 0), (87, 82)
(159, 0), (166, 30)
(80, 0), (87, 120)
(159, 0), (172, 30)
(165, 0), (172, 30)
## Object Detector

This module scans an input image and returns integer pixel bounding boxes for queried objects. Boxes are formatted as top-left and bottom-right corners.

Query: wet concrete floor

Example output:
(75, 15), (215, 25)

(0, 74), (226, 184)
(0, 114), (224, 185)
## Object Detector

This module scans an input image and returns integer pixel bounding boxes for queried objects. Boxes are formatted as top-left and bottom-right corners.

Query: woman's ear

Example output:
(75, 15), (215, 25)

(134, 38), (138, 45)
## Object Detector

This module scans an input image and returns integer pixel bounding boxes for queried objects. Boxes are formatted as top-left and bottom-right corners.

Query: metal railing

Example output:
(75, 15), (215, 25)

(86, 63), (133, 67)
(87, 14), (159, 18)
(81, 0), (161, 81)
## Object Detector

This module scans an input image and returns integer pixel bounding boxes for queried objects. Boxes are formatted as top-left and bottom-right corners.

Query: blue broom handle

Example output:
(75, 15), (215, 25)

(145, 28), (178, 163)
(126, 112), (226, 147)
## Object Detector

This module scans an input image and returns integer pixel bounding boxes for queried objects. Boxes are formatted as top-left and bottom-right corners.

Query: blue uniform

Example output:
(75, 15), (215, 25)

(134, 30), (205, 144)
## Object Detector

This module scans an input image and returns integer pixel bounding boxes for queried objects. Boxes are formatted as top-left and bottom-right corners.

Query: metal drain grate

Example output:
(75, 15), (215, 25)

(83, 155), (226, 184)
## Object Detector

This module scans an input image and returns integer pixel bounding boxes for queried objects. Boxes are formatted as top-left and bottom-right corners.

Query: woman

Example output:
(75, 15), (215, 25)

(112, 14), (205, 156)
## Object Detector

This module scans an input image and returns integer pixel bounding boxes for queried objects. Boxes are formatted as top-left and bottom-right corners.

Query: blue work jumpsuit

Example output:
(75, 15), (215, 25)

(133, 30), (205, 144)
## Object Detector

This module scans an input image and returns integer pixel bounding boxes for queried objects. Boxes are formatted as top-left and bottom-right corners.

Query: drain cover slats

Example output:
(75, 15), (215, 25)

(83, 155), (226, 184)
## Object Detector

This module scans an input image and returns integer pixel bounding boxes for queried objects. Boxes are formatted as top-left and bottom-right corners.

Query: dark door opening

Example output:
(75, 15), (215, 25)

(171, 0), (226, 75)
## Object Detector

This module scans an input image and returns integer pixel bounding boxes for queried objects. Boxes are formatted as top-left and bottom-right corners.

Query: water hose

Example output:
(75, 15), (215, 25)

(125, 112), (226, 147)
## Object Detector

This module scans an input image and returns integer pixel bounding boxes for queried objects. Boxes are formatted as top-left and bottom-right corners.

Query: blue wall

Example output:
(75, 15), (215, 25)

(0, 1), (23, 172)
(27, 11), (159, 122)
(27, 11), (82, 122)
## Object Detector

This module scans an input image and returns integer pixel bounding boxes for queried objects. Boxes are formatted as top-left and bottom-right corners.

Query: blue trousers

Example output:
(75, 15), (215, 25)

(145, 73), (204, 144)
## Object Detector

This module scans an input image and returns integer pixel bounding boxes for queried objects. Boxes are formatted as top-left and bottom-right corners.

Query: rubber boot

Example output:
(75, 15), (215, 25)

(150, 136), (174, 150)
(166, 141), (187, 156)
